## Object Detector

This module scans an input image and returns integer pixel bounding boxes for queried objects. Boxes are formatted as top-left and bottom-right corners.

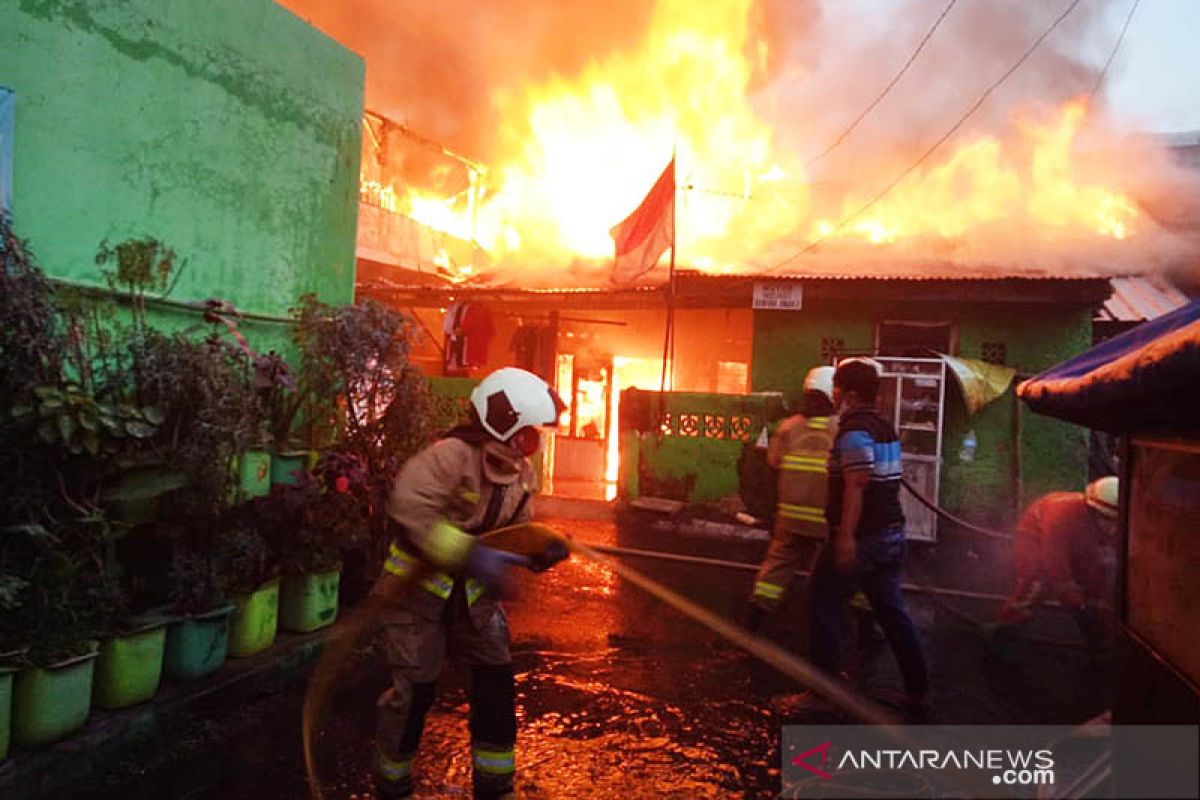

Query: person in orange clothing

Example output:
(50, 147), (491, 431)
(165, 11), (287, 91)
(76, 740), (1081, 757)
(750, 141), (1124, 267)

(993, 476), (1119, 654)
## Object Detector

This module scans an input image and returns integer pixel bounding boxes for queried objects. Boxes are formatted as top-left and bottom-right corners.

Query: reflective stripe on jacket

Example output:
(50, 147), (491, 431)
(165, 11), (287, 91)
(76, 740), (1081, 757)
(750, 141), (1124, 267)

(383, 544), (487, 606)
(385, 435), (534, 617)
(773, 414), (835, 538)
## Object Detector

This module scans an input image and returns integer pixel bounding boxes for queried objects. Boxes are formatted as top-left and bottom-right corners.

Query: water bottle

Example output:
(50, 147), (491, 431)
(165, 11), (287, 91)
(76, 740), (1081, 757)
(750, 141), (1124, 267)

(960, 430), (977, 463)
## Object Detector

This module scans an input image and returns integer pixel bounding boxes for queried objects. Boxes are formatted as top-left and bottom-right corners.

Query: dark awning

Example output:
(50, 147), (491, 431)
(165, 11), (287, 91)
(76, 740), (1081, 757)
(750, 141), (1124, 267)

(1018, 300), (1200, 435)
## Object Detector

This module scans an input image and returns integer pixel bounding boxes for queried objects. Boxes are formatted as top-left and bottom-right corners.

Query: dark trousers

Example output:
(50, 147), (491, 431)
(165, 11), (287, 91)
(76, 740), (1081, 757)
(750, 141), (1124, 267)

(809, 531), (929, 696)
(376, 582), (516, 798)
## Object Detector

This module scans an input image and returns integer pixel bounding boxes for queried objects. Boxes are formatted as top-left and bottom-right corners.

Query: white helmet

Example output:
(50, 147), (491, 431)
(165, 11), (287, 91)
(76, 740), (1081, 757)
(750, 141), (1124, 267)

(470, 367), (563, 442)
(803, 366), (835, 402)
(1084, 476), (1119, 519)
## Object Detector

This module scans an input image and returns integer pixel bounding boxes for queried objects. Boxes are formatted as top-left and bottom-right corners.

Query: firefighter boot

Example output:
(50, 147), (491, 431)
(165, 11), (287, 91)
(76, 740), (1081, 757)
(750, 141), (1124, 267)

(376, 680), (437, 799)
(470, 664), (518, 799)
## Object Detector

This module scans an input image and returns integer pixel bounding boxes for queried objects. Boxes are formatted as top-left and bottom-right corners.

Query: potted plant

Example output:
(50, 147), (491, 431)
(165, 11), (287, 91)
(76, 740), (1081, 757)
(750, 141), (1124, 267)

(217, 516), (280, 658)
(17, 266), (178, 712)
(254, 351), (308, 486)
(259, 453), (368, 633)
(125, 324), (267, 668)
(0, 572), (28, 760)
(161, 549), (234, 681)
(82, 512), (171, 712)
(1, 522), (118, 748)
(291, 296), (432, 601)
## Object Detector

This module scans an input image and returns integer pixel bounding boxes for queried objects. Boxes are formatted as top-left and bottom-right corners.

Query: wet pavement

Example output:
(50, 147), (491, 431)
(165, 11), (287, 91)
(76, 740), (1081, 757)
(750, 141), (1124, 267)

(76, 518), (1111, 799)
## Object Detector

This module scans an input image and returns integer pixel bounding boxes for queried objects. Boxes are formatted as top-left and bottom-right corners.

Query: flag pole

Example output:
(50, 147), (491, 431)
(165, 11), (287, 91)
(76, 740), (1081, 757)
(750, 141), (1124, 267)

(660, 149), (677, 395)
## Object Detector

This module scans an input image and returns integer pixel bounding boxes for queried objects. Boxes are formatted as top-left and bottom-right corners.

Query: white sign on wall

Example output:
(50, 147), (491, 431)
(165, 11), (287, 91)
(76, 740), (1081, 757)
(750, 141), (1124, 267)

(752, 282), (803, 310)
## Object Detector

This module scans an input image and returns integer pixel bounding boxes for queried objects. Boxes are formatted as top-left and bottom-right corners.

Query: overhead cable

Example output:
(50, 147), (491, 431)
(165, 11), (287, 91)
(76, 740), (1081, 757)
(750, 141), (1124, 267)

(763, 0), (1084, 274)
(803, 0), (961, 171)
(1090, 0), (1141, 98)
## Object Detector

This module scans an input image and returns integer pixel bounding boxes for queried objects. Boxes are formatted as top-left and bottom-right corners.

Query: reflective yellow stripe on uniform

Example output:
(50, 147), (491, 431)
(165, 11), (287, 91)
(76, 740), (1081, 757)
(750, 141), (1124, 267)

(807, 417), (829, 430)
(383, 542), (414, 577)
(384, 543), (455, 600)
(472, 747), (516, 775)
(465, 578), (486, 606)
(778, 502), (826, 523)
(753, 580), (785, 600)
(781, 454), (827, 473)
(420, 572), (454, 600)
(377, 749), (413, 781)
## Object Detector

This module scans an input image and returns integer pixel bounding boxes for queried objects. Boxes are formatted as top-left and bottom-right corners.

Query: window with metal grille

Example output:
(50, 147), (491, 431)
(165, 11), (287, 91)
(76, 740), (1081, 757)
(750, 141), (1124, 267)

(820, 336), (844, 363)
(981, 341), (1007, 365)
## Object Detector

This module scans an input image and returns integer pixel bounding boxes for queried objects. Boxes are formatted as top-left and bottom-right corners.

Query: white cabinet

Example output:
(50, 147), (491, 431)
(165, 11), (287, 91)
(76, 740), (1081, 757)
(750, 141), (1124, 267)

(874, 357), (947, 542)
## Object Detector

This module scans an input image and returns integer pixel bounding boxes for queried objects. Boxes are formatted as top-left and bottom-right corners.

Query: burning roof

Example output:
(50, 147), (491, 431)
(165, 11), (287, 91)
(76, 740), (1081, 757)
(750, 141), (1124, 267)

(285, 0), (1200, 288)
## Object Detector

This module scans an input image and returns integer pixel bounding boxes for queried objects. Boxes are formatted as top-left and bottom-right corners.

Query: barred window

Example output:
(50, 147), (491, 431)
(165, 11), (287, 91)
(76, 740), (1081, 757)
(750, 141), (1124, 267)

(981, 341), (1007, 365)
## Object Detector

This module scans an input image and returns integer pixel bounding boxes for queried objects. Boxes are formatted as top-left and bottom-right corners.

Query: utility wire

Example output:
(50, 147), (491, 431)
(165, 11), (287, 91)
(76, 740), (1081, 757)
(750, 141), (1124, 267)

(1090, 0), (1141, 98)
(680, 0), (960, 210)
(804, 0), (961, 171)
(763, 0), (1083, 275)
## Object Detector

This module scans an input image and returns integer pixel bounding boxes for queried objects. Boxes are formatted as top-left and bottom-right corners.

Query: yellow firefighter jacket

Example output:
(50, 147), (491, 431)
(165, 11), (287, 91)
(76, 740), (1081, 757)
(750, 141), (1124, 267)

(383, 434), (535, 624)
(768, 414), (836, 538)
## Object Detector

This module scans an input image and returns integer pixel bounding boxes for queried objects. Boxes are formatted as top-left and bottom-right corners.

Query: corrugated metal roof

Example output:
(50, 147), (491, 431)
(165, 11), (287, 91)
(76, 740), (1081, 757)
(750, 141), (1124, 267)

(362, 270), (1114, 294)
(1099, 276), (1190, 322)
(675, 269), (1112, 282)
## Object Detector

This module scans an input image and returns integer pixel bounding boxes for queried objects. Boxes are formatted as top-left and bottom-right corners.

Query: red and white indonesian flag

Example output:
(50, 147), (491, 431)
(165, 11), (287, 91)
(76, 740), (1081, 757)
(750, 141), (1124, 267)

(610, 157), (675, 285)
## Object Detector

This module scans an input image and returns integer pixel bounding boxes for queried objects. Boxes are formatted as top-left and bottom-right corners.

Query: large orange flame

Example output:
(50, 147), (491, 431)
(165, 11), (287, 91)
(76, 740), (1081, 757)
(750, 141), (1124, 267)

(812, 99), (1139, 246)
(366, 0), (1142, 280)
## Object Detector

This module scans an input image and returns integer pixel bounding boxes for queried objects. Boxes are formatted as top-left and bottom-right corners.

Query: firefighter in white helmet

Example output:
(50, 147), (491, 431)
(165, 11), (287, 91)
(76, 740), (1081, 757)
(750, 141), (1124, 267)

(745, 365), (838, 631)
(372, 367), (567, 799)
(991, 476), (1120, 658)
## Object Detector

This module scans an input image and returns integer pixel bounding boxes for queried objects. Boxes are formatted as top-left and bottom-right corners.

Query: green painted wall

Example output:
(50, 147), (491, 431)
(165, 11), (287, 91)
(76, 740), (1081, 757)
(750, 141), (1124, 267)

(618, 390), (787, 503)
(0, 0), (364, 354)
(946, 304), (1093, 521)
(751, 300), (1093, 525)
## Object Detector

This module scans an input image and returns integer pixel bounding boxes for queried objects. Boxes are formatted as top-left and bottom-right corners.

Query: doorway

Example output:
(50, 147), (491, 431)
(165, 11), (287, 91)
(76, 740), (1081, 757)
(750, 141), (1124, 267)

(546, 353), (611, 499)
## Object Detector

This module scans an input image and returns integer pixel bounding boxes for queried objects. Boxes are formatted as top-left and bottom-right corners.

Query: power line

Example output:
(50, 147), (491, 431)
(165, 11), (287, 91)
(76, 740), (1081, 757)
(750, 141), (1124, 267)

(804, 0), (961, 172)
(764, 0), (1083, 274)
(1091, 0), (1141, 98)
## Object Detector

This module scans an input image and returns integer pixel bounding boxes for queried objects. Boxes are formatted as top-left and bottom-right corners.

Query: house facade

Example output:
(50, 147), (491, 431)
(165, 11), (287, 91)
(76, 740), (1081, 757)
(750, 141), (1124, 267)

(361, 266), (1111, 534)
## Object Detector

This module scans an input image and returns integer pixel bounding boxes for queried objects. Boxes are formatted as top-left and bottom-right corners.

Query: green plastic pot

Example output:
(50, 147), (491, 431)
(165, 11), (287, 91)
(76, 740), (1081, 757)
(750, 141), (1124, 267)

(235, 450), (272, 500)
(0, 666), (14, 760)
(281, 568), (341, 633)
(164, 604), (234, 681)
(270, 451), (308, 486)
(93, 621), (167, 710)
(229, 578), (281, 658)
(12, 646), (99, 748)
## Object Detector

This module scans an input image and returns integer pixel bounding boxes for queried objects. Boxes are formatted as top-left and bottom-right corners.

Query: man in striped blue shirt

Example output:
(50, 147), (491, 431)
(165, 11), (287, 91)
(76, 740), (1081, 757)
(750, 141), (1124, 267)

(808, 358), (929, 714)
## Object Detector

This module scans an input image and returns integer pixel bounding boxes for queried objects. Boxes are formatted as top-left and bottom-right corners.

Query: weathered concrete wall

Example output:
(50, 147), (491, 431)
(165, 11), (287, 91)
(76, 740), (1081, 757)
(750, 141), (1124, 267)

(946, 304), (1093, 523)
(751, 299), (1093, 526)
(0, 0), (364, 351)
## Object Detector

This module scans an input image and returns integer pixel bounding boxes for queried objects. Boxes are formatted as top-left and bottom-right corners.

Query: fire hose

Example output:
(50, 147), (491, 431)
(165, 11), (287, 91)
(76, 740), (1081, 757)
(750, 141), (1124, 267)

(302, 499), (1072, 798)
(900, 477), (1014, 541)
(301, 522), (911, 800)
